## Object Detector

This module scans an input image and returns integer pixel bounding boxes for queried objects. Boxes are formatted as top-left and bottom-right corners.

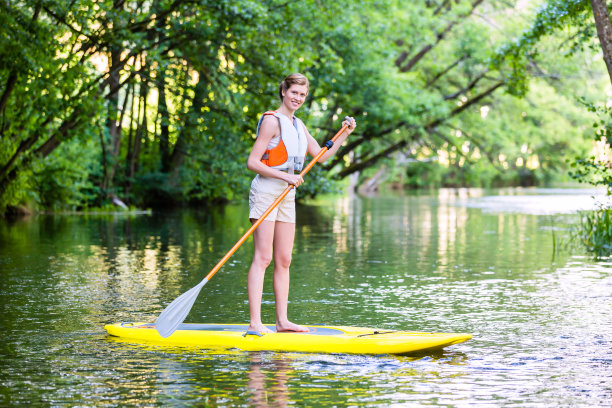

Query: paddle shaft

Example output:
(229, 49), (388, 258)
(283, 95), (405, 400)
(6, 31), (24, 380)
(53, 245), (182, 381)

(203, 124), (348, 282)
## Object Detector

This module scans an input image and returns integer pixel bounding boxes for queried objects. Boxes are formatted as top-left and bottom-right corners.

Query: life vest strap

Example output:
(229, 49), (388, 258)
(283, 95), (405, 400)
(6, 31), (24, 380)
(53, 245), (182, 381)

(285, 157), (295, 174)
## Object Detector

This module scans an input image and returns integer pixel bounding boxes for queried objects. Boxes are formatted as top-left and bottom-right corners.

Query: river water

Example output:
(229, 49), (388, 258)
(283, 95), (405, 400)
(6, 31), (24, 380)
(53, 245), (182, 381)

(0, 188), (610, 406)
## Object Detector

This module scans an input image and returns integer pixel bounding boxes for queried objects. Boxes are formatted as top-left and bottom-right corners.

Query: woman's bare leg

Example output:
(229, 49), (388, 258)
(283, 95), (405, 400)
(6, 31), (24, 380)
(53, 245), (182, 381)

(273, 221), (308, 332)
(247, 219), (275, 333)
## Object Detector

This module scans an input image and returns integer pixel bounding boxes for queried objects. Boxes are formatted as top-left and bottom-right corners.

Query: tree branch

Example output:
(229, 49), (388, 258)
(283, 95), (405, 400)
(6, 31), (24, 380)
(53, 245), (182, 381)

(426, 55), (468, 88)
(0, 71), (18, 115)
(398, 0), (484, 72)
(324, 122), (409, 170)
(336, 139), (410, 178)
(434, 0), (451, 16)
(443, 70), (489, 100)
(333, 81), (505, 177)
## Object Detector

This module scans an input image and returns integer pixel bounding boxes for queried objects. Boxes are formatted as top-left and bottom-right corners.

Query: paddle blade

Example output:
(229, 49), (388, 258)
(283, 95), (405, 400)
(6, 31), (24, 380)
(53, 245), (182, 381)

(155, 278), (208, 338)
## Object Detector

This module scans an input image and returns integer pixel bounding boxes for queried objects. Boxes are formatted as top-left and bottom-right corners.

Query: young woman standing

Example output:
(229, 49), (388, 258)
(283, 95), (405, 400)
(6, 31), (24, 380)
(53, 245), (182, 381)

(246, 73), (356, 334)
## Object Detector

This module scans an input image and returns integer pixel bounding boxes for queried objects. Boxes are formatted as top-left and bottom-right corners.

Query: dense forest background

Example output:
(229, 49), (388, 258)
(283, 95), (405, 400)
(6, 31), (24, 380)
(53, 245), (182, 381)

(1, 0), (611, 215)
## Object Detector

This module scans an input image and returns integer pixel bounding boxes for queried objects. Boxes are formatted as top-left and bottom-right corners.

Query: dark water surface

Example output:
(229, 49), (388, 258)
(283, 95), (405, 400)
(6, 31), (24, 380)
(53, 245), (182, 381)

(1, 188), (610, 406)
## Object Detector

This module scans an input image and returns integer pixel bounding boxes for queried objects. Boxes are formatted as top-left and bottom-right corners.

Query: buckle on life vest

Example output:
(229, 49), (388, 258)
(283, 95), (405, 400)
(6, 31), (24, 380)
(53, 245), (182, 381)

(286, 157), (295, 174)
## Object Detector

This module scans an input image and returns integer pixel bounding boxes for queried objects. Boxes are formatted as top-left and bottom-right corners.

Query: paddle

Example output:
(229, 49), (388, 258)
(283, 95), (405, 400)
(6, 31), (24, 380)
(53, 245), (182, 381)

(155, 121), (350, 338)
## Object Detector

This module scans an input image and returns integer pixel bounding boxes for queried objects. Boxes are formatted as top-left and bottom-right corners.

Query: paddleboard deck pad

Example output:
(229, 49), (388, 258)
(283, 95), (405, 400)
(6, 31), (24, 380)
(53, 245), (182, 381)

(105, 323), (472, 355)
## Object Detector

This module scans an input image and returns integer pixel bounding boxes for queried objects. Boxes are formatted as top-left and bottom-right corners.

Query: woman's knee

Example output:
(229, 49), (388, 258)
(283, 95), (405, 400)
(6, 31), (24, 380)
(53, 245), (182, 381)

(253, 251), (273, 268)
(274, 253), (292, 270)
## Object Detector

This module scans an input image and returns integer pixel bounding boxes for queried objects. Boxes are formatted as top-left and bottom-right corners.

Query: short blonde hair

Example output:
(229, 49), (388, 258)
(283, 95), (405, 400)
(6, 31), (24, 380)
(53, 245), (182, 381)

(279, 73), (309, 100)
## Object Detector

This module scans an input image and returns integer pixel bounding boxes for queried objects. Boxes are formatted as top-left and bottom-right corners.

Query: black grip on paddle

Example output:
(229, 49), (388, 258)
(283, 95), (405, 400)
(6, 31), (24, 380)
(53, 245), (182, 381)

(324, 140), (334, 149)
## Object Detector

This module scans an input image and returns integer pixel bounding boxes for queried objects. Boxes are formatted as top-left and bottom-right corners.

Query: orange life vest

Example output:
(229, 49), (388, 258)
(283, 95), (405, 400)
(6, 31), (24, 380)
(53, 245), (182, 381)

(257, 110), (308, 173)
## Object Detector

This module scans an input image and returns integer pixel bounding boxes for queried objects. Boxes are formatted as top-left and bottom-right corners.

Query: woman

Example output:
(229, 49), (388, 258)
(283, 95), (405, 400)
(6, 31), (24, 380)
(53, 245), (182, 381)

(246, 73), (356, 334)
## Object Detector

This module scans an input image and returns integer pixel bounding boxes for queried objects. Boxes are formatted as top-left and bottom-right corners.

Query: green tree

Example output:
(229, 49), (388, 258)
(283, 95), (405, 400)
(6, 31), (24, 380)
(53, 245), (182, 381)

(0, 0), (605, 215)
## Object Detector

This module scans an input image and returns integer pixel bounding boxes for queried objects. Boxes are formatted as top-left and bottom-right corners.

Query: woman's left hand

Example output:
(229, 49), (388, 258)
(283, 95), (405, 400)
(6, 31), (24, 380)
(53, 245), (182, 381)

(343, 116), (357, 135)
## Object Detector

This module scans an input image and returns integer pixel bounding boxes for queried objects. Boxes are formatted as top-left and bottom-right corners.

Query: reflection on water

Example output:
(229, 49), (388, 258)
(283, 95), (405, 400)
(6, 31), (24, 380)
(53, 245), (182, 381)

(0, 188), (610, 406)
(247, 353), (290, 407)
(105, 337), (468, 407)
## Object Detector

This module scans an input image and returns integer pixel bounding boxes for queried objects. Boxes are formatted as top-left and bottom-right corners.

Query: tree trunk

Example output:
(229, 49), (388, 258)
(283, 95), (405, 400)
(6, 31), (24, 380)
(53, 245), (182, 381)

(158, 69), (171, 172)
(590, 0), (612, 84)
(169, 72), (206, 176)
(132, 106), (144, 177)
(102, 46), (125, 192)
(0, 6), (40, 115)
(132, 70), (148, 180)
(0, 111), (82, 200)
(105, 77), (131, 193)
(124, 82), (137, 201)
(0, 71), (17, 115)
(106, 47), (123, 152)
(155, 13), (171, 173)
(98, 125), (108, 202)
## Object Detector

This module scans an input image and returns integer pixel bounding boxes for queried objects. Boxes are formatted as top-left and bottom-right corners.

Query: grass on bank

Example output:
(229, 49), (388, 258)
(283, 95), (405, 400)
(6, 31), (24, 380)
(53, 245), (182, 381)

(577, 206), (612, 258)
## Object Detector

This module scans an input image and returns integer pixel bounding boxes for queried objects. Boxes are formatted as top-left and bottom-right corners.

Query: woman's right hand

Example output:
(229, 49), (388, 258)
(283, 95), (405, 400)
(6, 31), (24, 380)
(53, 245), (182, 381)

(283, 173), (304, 187)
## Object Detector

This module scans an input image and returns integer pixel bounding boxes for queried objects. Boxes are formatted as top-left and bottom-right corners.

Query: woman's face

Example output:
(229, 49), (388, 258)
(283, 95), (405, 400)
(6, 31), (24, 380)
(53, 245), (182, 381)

(282, 84), (308, 111)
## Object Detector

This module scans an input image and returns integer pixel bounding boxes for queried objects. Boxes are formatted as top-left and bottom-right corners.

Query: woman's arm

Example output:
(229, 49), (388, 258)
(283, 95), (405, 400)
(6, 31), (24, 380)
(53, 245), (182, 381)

(246, 116), (304, 186)
(305, 117), (356, 163)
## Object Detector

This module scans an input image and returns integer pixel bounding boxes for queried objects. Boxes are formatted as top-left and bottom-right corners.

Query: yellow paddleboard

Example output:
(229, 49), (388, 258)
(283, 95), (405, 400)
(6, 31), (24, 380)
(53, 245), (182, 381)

(105, 323), (472, 355)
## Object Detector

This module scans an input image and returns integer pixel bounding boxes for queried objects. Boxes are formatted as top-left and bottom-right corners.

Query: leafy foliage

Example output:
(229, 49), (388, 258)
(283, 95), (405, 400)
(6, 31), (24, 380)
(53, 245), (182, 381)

(569, 100), (612, 192)
(491, 0), (592, 96)
(0, 0), (606, 215)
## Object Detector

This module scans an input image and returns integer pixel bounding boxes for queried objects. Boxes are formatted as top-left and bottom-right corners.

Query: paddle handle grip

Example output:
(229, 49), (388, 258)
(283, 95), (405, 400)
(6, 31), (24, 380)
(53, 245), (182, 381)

(203, 124), (348, 282)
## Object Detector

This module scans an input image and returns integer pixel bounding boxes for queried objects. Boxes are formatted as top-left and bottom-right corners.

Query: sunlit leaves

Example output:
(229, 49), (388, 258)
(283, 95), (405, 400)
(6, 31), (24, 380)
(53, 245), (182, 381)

(0, 0), (606, 213)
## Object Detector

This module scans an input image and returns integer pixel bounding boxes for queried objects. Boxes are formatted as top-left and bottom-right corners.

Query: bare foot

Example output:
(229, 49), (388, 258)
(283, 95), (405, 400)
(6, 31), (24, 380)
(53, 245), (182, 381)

(276, 321), (309, 333)
(247, 324), (274, 334)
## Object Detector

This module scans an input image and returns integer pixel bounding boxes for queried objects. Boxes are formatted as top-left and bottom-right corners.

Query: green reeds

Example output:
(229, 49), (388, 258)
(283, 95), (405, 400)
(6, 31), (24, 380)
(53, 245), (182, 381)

(578, 206), (612, 258)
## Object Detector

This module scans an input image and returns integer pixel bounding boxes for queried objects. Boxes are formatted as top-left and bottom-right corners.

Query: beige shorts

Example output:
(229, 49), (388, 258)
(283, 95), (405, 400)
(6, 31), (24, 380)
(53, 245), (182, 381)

(249, 175), (296, 223)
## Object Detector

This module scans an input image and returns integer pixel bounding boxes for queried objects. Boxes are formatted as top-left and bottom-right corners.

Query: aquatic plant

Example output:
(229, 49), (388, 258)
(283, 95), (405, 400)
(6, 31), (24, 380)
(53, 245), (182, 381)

(578, 206), (612, 257)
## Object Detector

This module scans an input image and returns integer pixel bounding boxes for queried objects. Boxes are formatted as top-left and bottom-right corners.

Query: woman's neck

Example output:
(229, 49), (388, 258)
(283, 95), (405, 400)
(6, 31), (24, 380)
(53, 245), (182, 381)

(277, 105), (295, 119)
